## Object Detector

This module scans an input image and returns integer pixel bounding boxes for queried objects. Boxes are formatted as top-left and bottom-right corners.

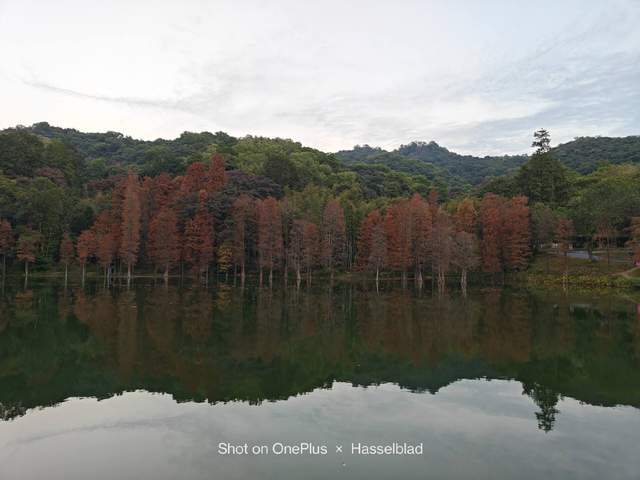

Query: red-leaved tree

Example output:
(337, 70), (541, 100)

(384, 201), (411, 283)
(302, 221), (319, 282)
(77, 229), (96, 283)
(257, 197), (283, 284)
(17, 228), (42, 279)
(231, 194), (253, 279)
(321, 199), (346, 278)
(0, 219), (14, 277)
(356, 209), (380, 269)
(455, 197), (476, 233)
(480, 193), (504, 275)
(207, 154), (227, 193)
(503, 196), (531, 271)
(184, 191), (214, 280)
(409, 194), (431, 284)
(119, 172), (142, 281)
(149, 207), (181, 280)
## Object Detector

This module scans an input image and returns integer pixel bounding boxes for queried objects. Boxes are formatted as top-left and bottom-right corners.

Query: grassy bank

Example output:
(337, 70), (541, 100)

(521, 252), (640, 289)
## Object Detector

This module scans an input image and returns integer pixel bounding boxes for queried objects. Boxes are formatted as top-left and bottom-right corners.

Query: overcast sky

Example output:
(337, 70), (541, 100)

(1, 0), (638, 155)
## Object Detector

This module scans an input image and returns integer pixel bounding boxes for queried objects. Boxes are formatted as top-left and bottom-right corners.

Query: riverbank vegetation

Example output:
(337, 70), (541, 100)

(1, 124), (639, 289)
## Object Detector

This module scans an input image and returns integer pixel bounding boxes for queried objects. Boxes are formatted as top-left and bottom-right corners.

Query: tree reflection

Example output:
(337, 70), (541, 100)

(522, 382), (561, 433)
(0, 281), (638, 432)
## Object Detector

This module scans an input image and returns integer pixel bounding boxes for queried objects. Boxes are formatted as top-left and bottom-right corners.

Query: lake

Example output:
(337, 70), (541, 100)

(1, 280), (639, 479)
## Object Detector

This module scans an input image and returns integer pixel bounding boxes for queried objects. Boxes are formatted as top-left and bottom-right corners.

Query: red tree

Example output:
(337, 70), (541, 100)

(384, 201), (411, 283)
(431, 209), (453, 291)
(180, 162), (208, 196)
(231, 194), (253, 279)
(59, 233), (74, 283)
(149, 172), (176, 211)
(93, 211), (117, 280)
(77, 229), (96, 283)
(119, 172), (142, 281)
(184, 191), (214, 279)
(289, 219), (306, 282)
(451, 231), (480, 292)
(96, 233), (116, 279)
(427, 189), (439, 218)
(149, 207), (181, 280)
(356, 209), (381, 269)
(17, 228), (42, 278)
(0, 219), (14, 277)
(257, 197), (283, 284)
(480, 193), (504, 274)
(109, 177), (126, 253)
(369, 219), (387, 285)
(455, 197), (476, 233)
(207, 154), (227, 192)
(409, 194), (431, 283)
(503, 196), (531, 271)
(301, 221), (319, 281)
(321, 199), (345, 278)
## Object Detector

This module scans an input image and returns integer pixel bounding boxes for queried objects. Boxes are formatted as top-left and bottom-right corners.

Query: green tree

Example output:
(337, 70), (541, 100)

(516, 155), (569, 205)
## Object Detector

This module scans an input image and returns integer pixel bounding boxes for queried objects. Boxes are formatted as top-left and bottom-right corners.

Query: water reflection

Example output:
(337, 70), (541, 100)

(0, 281), (639, 435)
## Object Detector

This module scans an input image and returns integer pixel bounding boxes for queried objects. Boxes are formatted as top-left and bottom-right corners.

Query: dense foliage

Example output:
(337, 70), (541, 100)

(1, 124), (639, 284)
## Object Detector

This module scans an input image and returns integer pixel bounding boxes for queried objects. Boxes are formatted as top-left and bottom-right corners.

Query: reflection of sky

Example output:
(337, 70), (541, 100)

(1, 380), (639, 480)
(0, 1), (639, 154)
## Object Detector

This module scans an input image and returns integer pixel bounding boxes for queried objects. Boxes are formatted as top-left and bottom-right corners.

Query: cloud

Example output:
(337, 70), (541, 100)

(1, 0), (638, 154)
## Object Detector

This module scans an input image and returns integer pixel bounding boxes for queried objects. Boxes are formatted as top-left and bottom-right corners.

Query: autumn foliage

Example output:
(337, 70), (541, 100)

(0, 146), (537, 288)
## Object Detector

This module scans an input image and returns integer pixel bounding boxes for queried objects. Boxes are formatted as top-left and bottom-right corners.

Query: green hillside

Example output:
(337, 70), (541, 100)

(336, 136), (640, 186)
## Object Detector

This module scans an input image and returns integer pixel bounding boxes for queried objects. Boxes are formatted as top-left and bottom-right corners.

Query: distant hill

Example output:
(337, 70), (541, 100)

(336, 136), (640, 185)
(337, 141), (527, 187)
(8, 122), (640, 187)
(551, 136), (640, 173)
(24, 121), (236, 165)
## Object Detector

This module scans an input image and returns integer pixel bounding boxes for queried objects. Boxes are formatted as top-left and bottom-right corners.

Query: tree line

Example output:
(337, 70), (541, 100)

(1, 128), (640, 289)
(0, 155), (572, 293)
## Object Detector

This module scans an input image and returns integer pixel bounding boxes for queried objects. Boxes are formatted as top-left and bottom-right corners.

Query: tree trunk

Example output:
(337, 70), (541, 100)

(81, 263), (86, 286)
(24, 261), (29, 279)
(65, 263), (68, 286)
(461, 269), (467, 295)
(437, 269), (445, 293)
(375, 266), (380, 293)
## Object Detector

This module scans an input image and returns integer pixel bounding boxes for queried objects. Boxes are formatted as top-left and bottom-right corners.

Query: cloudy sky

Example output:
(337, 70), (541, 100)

(1, 0), (638, 155)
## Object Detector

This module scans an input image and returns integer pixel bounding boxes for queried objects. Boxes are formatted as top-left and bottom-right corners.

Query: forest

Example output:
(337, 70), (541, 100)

(0, 124), (639, 289)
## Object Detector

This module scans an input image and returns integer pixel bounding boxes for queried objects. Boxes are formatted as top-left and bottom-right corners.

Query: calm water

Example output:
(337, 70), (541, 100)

(1, 280), (639, 479)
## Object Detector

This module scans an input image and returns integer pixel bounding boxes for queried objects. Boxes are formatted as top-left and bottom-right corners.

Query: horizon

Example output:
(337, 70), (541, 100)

(8, 120), (636, 158)
(1, 1), (639, 156)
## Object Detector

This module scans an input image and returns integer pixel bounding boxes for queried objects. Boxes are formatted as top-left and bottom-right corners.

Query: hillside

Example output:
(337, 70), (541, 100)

(4, 123), (640, 192)
(336, 136), (640, 185)
(551, 136), (640, 173)
(337, 141), (527, 187)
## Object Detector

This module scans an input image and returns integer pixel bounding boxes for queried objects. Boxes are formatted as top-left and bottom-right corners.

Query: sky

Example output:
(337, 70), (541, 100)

(0, 0), (639, 155)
